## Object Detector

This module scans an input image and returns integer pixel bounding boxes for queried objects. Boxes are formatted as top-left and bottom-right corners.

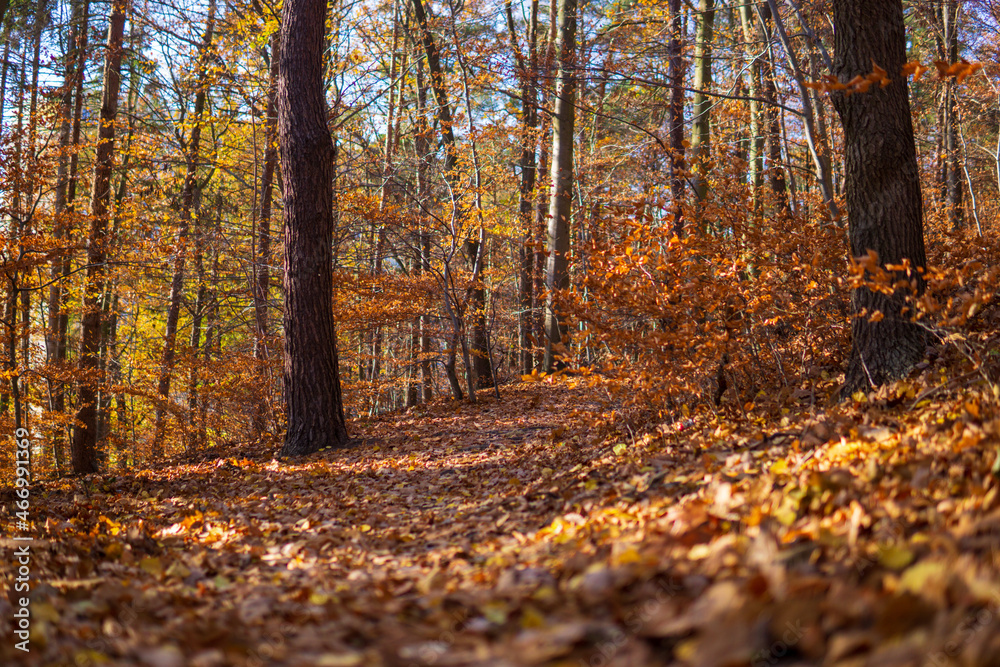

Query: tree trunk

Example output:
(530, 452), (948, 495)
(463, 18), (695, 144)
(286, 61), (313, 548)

(47, 0), (89, 468)
(833, 0), (927, 394)
(691, 0), (714, 206)
(667, 0), (686, 234)
(757, 5), (787, 211)
(251, 27), (279, 438)
(370, 0), (403, 392)
(71, 0), (126, 474)
(766, 0), (839, 219)
(542, 0), (576, 372)
(413, 57), (434, 403)
(187, 201), (207, 451)
(277, 0), (349, 456)
(942, 0), (963, 230)
(738, 3), (764, 216)
(152, 0), (215, 455)
(410, 0), (458, 188)
(508, 0), (539, 375)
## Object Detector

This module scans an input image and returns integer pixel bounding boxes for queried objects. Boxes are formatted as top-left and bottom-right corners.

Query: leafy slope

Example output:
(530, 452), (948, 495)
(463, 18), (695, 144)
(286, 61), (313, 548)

(3, 368), (1000, 667)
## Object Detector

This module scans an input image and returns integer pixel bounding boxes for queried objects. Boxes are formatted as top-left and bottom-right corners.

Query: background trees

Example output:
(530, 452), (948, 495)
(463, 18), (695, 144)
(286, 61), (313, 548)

(0, 0), (996, 473)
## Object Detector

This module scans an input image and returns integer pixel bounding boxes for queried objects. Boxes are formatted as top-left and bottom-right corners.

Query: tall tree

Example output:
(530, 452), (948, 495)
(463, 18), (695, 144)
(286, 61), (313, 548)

(757, 4), (788, 210)
(277, 0), (349, 455)
(71, 0), (127, 474)
(251, 26), (280, 438)
(941, 0), (964, 229)
(666, 0), (686, 235)
(833, 0), (927, 394)
(691, 0), (714, 205)
(151, 0), (216, 455)
(508, 0), (539, 375)
(47, 0), (90, 469)
(542, 0), (577, 372)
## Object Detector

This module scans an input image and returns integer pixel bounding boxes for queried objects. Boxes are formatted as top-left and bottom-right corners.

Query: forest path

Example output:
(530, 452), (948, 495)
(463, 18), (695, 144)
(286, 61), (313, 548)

(4, 377), (1000, 666)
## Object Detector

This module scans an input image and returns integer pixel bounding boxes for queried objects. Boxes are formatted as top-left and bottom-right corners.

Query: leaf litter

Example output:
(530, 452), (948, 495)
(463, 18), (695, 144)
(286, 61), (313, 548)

(3, 358), (1000, 667)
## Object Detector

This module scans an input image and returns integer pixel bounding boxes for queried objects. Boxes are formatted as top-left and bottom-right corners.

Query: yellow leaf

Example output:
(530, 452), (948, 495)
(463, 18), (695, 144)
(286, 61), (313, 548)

(878, 545), (915, 570)
(899, 561), (947, 592)
(315, 653), (365, 667)
(139, 557), (163, 577)
(614, 546), (643, 566)
(520, 605), (547, 629)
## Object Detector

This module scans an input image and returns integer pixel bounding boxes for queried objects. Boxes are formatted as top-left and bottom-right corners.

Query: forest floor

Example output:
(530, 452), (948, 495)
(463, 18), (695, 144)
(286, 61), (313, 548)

(3, 356), (1000, 667)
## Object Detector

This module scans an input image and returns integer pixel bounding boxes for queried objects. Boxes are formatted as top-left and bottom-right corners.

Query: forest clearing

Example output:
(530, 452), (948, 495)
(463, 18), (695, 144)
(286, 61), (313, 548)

(5, 0), (1000, 664)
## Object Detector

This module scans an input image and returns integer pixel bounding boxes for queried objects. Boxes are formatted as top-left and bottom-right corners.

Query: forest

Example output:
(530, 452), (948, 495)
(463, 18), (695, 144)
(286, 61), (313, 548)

(3, 0), (1000, 664)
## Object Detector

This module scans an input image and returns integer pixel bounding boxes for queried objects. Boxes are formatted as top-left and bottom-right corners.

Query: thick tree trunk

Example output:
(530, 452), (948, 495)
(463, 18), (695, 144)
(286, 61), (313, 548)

(277, 0), (349, 456)
(833, 0), (927, 394)
(71, 0), (126, 474)
(542, 0), (576, 372)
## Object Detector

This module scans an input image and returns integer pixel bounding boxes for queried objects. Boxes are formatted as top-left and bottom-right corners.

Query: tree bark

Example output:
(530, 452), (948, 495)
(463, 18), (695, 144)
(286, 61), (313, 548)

(766, 0), (839, 219)
(833, 0), (927, 394)
(542, 0), (576, 372)
(508, 0), (539, 375)
(47, 0), (89, 468)
(757, 5), (787, 211)
(738, 3), (764, 216)
(71, 0), (126, 474)
(667, 0), (686, 234)
(691, 0), (714, 205)
(277, 0), (349, 455)
(251, 27), (279, 438)
(942, 0), (963, 230)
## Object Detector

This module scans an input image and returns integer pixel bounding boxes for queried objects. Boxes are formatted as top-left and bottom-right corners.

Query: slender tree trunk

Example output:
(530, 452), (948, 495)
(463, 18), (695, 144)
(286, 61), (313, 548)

(187, 201), (207, 450)
(370, 0), (402, 390)
(47, 0), (88, 468)
(413, 57), (434, 403)
(739, 3), (764, 216)
(691, 0), (714, 206)
(542, 0), (576, 372)
(71, 0), (127, 474)
(410, 0), (458, 187)
(152, 0), (215, 455)
(508, 0), (539, 375)
(667, 0), (686, 235)
(943, 0), (963, 229)
(0, 40), (9, 138)
(251, 28), (279, 438)
(767, 0), (839, 219)
(200, 205), (221, 445)
(833, 0), (927, 394)
(277, 0), (349, 456)
(533, 1), (557, 362)
(756, 4), (787, 211)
